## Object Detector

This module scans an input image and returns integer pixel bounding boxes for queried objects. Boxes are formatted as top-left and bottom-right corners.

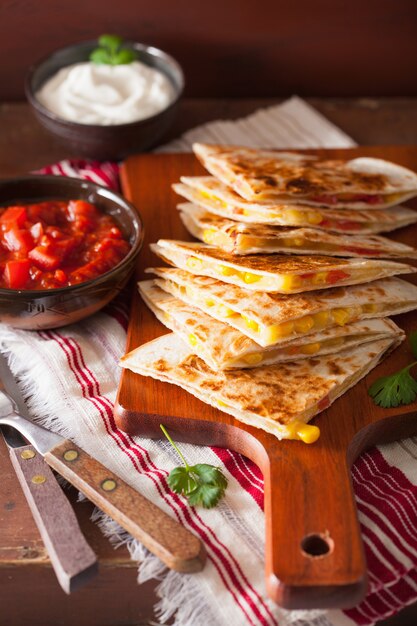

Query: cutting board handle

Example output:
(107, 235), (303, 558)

(263, 439), (367, 610)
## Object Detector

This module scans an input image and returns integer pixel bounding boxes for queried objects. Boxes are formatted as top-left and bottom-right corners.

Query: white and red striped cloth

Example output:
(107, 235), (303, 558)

(2, 97), (417, 626)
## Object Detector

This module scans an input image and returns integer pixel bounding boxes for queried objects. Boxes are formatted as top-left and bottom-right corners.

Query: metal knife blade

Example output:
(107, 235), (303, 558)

(0, 371), (205, 573)
(0, 351), (98, 593)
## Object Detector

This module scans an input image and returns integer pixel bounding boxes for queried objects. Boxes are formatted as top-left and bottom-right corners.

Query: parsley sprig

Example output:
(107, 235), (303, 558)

(160, 424), (228, 509)
(368, 331), (417, 408)
(90, 35), (137, 66)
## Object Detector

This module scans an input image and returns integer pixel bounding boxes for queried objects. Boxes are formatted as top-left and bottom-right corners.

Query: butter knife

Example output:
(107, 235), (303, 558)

(0, 377), (206, 574)
(0, 352), (98, 593)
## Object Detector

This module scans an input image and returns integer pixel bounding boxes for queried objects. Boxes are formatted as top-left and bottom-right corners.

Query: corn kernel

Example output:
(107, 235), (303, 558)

(294, 315), (314, 333)
(276, 274), (302, 292)
(187, 256), (203, 270)
(312, 272), (328, 286)
(216, 304), (236, 318)
(219, 264), (236, 276)
(332, 308), (351, 326)
(313, 311), (330, 327)
(363, 303), (378, 313)
(284, 238), (305, 247)
(217, 399), (229, 407)
(285, 209), (305, 225)
(286, 421), (320, 443)
(188, 333), (198, 346)
(202, 229), (217, 244)
(205, 298), (215, 307)
(241, 315), (259, 332)
(266, 321), (295, 342)
(243, 272), (262, 284)
(243, 353), (263, 365)
(307, 211), (324, 225)
(300, 342), (321, 355)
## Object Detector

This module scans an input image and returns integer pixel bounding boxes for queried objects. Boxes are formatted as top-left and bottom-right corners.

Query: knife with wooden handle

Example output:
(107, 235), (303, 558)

(0, 389), (206, 574)
(0, 353), (98, 594)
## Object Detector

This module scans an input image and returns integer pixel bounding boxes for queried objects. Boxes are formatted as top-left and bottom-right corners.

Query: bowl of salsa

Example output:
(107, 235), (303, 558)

(0, 175), (143, 329)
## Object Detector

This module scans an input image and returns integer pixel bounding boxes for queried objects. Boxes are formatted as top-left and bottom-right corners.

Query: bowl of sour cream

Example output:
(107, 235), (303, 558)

(25, 39), (184, 160)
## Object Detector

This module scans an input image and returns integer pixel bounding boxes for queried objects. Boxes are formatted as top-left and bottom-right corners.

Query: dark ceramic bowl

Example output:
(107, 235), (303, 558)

(25, 40), (184, 160)
(0, 176), (143, 330)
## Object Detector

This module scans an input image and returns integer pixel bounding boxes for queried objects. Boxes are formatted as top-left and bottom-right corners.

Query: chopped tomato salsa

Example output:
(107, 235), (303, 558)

(0, 200), (130, 290)
(311, 193), (383, 206)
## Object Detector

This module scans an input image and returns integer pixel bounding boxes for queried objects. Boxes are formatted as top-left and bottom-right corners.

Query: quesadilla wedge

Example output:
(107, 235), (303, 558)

(179, 203), (417, 258)
(139, 279), (404, 370)
(150, 240), (415, 294)
(149, 268), (417, 347)
(174, 180), (417, 234)
(193, 143), (417, 208)
(120, 333), (401, 442)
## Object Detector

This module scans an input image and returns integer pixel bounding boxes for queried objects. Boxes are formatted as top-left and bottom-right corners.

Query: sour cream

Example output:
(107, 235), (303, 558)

(36, 61), (175, 125)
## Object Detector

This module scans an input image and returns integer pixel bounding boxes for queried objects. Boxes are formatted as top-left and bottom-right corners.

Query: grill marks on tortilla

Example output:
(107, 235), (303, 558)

(172, 241), (350, 272)
(175, 353), (336, 422)
(194, 144), (417, 199)
(201, 147), (390, 194)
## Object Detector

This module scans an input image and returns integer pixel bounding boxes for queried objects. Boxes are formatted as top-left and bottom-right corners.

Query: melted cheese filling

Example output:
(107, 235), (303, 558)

(175, 281), (384, 346)
(184, 255), (391, 294)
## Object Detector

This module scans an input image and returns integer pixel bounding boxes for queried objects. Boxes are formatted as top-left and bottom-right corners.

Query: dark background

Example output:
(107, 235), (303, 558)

(1, 0), (416, 100)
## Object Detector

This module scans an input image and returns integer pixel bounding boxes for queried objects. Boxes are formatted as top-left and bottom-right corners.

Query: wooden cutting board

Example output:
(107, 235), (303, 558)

(114, 147), (417, 610)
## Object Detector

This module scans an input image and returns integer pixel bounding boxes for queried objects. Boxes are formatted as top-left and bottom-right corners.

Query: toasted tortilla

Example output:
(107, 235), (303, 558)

(193, 143), (417, 208)
(179, 203), (417, 258)
(173, 180), (417, 234)
(120, 333), (400, 441)
(139, 279), (404, 370)
(150, 240), (415, 294)
(149, 268), (417, 347)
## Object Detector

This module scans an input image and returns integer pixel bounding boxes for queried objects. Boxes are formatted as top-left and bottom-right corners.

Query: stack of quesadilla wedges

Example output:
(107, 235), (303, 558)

(121, 144), (417, 444)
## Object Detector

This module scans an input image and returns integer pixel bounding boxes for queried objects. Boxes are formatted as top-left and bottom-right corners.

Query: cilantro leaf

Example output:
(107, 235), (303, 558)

(187, 481), (226, 509)
(98, 34), (123, 53)
(90, 34), (137, 66)
(167, 466), (198, 495)
(89, 48), (112, 65)
(368, 362), (417, 408)
(161, 425), (228, 509)
(112, 49), (137, 65)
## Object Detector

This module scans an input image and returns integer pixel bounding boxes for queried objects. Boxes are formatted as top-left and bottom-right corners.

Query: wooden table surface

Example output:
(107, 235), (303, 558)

(1, 98), (417, 626)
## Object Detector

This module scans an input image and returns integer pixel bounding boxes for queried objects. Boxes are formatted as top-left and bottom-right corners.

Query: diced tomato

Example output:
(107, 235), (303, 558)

(350, 194), (383, 205)
(28, 246), (62, 270)
(68, 200), (97, 220)
(326, 270), (350, 284)
(338, 220), (362, 231)
(107, 226), (122, 239)
(53, 237), (77, 258)
(300, 272), (315, 279)
(0, 199), (130, 289)
(0, 206), (27, 229)
(54, 269), (67, 284)
(4, 259), (31, 289)
(343, 246), (381, 256)
(30, 222), (44, 242)
(68, 200), (98, 232)
(3, 228), (34, 255)
(311, 194), (338, 205)
(317, 395), (331, 411)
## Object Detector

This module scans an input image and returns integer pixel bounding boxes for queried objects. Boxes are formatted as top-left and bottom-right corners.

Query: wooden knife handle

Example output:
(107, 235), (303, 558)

(9, 443), (98, 594)
(264, 442), (367, 610)
(44, 440), (206, 573)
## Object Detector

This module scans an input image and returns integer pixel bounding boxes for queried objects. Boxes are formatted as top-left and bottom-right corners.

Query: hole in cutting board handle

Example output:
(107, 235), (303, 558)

(301, 533), (334, 558)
